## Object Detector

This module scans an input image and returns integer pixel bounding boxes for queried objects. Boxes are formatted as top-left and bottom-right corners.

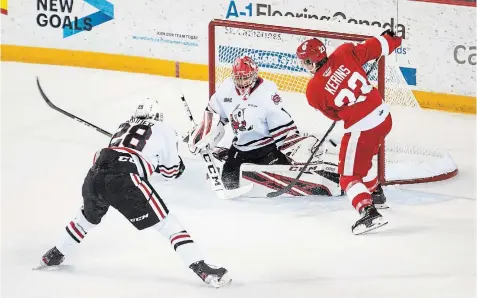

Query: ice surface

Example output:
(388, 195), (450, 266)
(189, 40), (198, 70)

(1, 62), (475, 298)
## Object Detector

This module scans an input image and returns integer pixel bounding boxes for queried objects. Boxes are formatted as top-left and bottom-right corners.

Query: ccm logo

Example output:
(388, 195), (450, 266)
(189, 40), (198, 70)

(130, 213), (149, 222)
(119, 156), (135, 163)
(202, 153), (222, 187)
(289, 165), (319, 171)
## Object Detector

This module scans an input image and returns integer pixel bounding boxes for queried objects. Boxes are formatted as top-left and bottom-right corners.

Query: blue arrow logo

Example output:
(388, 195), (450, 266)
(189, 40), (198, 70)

(63, 0), (114, 38)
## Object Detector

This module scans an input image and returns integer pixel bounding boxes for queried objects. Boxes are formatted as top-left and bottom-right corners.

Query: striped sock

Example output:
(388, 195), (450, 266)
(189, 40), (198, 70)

(56, 208), (97, 255)
(346, 181), (373, 213)
(154, 214), (203, 267)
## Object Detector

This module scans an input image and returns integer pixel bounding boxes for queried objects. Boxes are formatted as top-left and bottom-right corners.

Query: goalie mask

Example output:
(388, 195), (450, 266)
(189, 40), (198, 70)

(231, 56), (259, 95)
(134, 98), (163, 122)
(296, 38), (328, 74)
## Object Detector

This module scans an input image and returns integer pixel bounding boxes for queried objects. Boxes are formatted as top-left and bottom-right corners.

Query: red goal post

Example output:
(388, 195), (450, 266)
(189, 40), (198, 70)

(208, 19), (458, 185)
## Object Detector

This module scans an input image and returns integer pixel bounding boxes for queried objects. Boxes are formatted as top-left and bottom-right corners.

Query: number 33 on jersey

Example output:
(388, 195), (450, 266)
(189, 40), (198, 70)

(306, 34), (402, 133)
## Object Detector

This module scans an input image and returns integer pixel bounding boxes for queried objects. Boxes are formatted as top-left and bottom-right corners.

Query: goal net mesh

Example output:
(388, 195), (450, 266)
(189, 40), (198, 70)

(209, 19), (457, 185)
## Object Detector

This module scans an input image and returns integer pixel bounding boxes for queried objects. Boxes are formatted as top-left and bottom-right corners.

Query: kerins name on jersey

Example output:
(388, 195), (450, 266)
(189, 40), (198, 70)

(324, 65), (351, 95)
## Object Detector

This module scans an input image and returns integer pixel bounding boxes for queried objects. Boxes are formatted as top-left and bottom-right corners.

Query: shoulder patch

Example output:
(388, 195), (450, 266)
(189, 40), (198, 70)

(271, 93), (282, 105)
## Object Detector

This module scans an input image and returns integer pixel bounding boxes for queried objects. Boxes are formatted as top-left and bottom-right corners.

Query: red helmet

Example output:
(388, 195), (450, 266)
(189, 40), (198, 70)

(296, 38), (327, 73)
(232, 56), (259, 94)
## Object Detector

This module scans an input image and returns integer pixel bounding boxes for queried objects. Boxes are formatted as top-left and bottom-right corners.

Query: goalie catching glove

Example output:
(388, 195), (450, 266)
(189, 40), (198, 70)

(188, 110), (226, 154)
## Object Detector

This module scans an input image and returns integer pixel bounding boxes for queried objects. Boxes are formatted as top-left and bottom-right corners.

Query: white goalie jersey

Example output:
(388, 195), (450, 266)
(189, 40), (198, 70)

(208, 77), (298, 152)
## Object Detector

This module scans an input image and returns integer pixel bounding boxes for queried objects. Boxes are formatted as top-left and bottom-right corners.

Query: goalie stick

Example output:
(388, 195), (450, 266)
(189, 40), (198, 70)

(180, 95), (253, 200)
(266, 56), (381, 198)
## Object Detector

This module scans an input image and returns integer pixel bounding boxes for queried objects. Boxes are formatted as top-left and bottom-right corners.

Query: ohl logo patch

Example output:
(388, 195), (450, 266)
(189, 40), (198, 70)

(36, 0), (114, 38)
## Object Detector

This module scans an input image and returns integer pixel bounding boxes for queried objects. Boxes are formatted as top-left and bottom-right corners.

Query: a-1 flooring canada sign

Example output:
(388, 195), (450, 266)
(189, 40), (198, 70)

(36, 0), (114, 38)
(225, 0), (407, 39)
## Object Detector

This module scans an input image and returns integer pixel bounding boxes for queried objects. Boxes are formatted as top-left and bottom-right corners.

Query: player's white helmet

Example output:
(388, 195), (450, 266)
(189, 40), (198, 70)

(134, 98), (163, 121)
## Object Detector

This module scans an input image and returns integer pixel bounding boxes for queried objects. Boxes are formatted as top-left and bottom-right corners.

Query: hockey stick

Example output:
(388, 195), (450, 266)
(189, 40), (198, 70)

(266, 57), (381, 198)
(266, 121), (336, 198)
(36, 77), (113, 138)
(37, 78), (163, 205)
(180, 95), (253, 199)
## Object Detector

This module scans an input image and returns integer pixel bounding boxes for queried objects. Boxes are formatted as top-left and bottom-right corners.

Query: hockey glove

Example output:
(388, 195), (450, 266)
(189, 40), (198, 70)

(188, 111), (225, 154)
(175, 156), (186, 179)
(381, 29), (396, 37)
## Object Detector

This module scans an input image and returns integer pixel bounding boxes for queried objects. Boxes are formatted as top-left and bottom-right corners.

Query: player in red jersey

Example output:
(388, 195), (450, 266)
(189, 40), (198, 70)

(296, 30), (402, 235)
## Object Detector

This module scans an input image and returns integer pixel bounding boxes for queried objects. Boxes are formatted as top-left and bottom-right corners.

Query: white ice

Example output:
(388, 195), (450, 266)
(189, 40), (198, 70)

(1, 62), (475, 298)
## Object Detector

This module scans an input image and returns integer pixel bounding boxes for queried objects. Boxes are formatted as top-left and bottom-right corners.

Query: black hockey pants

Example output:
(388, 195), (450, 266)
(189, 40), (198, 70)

(81, 149), (169, 230)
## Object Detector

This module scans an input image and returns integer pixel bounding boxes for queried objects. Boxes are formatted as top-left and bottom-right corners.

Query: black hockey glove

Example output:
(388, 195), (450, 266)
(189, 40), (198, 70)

(381, 29), (396, 37)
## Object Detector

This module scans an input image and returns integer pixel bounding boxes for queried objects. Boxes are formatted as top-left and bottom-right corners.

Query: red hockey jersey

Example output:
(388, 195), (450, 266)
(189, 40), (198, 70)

(306, 34), (402, 132)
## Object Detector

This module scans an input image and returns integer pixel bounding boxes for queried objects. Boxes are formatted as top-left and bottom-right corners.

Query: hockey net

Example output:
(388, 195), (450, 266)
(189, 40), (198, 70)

(208, 19), (458, 185)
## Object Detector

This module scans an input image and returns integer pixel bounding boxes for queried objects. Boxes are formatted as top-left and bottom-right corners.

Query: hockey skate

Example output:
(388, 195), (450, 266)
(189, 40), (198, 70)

(372, 184), (389, 209)
(34, 246), (65, 270)
(190, 260), (232, 288)
(351, 205), (388, 235)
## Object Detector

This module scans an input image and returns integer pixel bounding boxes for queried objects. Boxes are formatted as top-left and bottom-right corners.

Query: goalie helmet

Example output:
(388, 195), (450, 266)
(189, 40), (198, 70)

(296, 38), (328, 74)
(231, 56), (259, 95)
(134, 98), (163, 122)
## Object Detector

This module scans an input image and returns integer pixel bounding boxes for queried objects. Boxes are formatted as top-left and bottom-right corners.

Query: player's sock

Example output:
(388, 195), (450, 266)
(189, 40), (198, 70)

(153, 214), (203, 267)
(37, 208), (97, 269)
(55, 208), (98, 256)
(345, 181), (373, 213)
(363, 175), (379, 193)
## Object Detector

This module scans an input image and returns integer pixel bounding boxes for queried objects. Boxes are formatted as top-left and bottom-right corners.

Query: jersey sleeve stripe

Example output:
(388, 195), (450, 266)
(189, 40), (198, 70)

(258, 137), (275, 146)
(269, 120), (295, 133)
(160, 167), (179, 175)
(273, 135), (287, 147)
(236, 135), (273, 147)
(161, 172), (179, 179)
(158, 164), (180, 170)
(376, 35), (390, 56)
(271, 125), (298, 138)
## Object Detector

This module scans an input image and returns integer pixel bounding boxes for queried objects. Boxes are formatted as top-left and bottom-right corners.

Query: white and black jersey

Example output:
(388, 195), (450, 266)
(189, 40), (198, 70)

(94, 117), (182, 180)
(208, 77), (298, 152)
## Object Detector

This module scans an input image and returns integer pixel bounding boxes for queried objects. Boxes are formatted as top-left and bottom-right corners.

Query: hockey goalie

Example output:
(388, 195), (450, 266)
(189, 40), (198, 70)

(187, 55), (359, 199)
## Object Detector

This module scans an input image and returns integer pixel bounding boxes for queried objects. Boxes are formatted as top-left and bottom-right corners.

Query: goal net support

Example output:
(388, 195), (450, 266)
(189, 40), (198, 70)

(208, 19), (458, 185)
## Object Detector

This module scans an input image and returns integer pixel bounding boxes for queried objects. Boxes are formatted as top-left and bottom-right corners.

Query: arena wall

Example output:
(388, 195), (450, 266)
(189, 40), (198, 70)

(1, 0), (475, 113)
